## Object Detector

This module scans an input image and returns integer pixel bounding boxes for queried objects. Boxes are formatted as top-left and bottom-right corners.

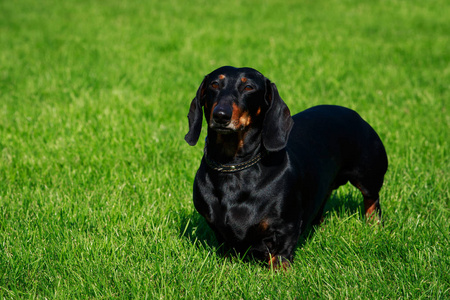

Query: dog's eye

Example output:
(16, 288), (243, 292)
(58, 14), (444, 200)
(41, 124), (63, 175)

(244, 85), (254, 91)
(211, 82), (219, 89)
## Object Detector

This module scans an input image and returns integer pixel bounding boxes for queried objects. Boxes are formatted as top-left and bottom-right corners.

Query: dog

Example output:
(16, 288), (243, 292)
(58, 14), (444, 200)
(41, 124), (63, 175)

(185, 66), (388, 268)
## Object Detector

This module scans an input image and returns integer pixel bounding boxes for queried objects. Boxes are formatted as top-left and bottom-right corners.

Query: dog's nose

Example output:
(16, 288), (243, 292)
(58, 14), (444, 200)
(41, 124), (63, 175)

(212, 105), (232, 125)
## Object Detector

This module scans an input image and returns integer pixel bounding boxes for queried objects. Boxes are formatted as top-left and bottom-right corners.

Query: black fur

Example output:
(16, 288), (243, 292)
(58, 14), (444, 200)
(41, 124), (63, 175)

(185, 66), (388, 267)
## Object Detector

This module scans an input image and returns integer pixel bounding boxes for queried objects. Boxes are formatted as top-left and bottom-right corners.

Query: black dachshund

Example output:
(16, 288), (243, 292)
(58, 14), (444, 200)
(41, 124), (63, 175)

(185, 66), (388, 268)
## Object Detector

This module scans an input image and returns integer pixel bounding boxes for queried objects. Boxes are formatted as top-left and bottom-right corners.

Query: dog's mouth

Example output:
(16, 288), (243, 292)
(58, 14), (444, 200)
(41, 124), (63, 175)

(209, 120), (239, 134)
(209, 122), (236, 134)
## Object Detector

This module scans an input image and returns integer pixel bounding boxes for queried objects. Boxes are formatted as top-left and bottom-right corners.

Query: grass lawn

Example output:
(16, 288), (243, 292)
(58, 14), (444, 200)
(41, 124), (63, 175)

(1, 0), (449, 298)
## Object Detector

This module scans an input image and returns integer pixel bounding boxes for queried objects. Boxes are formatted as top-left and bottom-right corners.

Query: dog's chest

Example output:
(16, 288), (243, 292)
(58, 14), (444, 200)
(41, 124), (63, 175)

(206, 183), (275, 242)
(194, 164), (295, 245)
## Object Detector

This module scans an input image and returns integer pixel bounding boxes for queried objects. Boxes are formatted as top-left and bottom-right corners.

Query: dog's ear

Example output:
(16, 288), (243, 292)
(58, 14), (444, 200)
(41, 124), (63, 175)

(262, 79), (294, 151)
(185, 76), (207, 146)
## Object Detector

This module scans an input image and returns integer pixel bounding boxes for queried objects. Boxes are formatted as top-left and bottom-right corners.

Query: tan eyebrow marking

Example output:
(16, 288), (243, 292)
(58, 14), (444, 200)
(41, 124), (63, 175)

(219, 74), (225, 80)
(241, 77), (248, 83)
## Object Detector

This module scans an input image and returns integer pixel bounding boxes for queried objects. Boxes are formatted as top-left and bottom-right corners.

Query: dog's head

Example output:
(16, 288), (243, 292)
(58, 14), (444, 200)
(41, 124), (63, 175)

(185, 66), (293, 152)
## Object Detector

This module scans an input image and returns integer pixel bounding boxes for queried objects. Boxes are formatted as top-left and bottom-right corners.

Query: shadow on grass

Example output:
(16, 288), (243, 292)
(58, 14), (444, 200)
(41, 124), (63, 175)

(179, 211), (266, 266)
(179, 190), (365, 262)
(179, 210), (218, 251)
(296, 191), (364, 246)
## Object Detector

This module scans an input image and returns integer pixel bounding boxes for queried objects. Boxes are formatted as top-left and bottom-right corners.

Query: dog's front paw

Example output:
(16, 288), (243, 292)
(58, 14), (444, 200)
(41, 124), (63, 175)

(268, 255), (291, 271)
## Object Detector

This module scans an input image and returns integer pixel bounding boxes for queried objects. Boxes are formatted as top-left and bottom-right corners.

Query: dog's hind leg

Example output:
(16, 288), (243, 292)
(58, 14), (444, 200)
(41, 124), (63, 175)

(350, 138), (388, 222)
(350, 175), (384, 222)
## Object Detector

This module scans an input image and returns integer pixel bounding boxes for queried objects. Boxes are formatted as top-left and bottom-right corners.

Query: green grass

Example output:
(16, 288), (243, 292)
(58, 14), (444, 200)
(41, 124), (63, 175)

(0, 0), (449, 298)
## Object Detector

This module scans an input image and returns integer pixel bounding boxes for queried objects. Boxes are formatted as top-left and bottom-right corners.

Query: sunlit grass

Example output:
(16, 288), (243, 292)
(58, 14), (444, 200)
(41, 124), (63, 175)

(0, 0), (448, 298)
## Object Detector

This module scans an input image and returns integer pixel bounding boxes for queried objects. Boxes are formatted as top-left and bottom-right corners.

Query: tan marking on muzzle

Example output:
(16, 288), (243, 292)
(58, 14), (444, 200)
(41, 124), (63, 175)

(239, 112), (251, 128)
(230, 103), (251, 130)
(209, 102), (218, 125)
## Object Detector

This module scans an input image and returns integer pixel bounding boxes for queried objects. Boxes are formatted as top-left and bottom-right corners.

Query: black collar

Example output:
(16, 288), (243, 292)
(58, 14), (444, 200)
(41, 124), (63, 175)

(203, 147), (267, 173)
